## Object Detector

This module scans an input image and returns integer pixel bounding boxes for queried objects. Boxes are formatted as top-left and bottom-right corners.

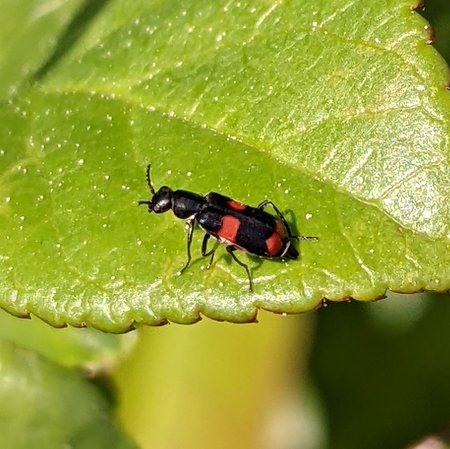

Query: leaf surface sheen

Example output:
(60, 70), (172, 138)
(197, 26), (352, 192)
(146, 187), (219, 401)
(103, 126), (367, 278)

(0, 0), (449, 330)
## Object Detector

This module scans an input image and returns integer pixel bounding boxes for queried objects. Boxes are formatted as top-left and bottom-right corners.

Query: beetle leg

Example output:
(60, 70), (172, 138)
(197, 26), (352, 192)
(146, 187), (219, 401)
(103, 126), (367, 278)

(201, 234), (217, 269)
(257, 199), (318, 242)
(257, 199), (296, 239)
(179, 219), (195, 274)
(226, 245), (253, 292)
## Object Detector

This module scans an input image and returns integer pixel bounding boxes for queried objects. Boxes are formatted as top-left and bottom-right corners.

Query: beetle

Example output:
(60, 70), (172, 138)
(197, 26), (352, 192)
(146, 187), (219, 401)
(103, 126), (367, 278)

(138, 164), (318, 291)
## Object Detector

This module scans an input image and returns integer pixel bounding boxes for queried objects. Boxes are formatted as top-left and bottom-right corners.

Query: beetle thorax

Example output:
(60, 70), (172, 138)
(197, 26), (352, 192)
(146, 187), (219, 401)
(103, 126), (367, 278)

(172, 190), (206, 219)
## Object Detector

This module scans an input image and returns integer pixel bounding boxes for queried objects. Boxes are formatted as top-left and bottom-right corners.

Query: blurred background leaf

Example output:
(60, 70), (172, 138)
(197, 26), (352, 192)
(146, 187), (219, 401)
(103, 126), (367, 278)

(0, 308), (134, 369)
(113, 311), (324, 449)
(0, 340), (137, 449)
(310, 293), (450, 449)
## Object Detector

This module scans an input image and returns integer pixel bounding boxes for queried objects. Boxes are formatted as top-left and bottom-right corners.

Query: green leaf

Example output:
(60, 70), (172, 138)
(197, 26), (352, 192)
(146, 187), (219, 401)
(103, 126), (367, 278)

(0, 340), (137, 449)
(0, 0), (85, 100)
(0, 0), (449, 331)
(0, 309), (134, 368)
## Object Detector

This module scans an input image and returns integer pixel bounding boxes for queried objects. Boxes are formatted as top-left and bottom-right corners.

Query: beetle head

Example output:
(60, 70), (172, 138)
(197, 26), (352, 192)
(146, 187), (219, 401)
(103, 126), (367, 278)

(148, 186), (173, 213)
(138, 164), (173, 213)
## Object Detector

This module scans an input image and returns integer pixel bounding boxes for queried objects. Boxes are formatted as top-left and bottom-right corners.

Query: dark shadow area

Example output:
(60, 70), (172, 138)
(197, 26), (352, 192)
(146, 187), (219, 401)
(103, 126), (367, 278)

(420, 0), (450, 65)
(309, 293), (450, 449)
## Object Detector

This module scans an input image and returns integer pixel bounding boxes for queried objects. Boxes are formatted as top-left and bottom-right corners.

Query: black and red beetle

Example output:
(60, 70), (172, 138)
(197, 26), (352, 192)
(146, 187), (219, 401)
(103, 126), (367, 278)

(138, 164), (318, 291)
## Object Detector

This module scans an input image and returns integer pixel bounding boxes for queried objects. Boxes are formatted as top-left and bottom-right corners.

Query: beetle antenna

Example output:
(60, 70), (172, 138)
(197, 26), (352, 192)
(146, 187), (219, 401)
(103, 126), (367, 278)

(145, 164), (156, 195)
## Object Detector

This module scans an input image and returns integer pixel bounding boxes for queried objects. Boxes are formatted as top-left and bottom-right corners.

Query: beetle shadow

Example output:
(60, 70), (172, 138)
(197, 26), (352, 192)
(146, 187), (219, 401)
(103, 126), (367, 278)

(217, 252), (264, 288)
(190, 247), (264, 278)
(284, 208), (300, 237)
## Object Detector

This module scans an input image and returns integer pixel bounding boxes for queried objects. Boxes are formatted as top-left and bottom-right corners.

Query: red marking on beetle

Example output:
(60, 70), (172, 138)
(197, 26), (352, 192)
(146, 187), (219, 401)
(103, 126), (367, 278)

(227, 199), (247, 212)
(265, 231), (283, 257)
(275, 220), (287, 238)
(218, 215), (241, 242)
